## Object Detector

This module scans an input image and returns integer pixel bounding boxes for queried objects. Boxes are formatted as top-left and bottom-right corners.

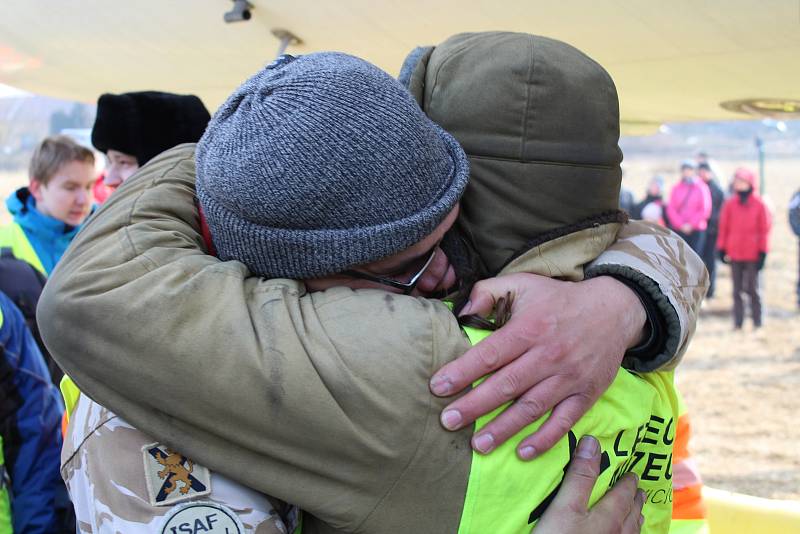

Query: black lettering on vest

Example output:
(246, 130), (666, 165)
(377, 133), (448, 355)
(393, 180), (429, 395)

(613, 430), (628, 457)
(642, 452), (668, 481)
(651, 488), (667, 504)
(641, 415), (664, 445)
(629, 449), (646, 472)
(664, 453), (673, 481)
(609, 432), (646, 488)
(607, 413), (676, 488)
(663, 417), (674, 446)
(610, 449), (637, 487)
(634, 423), (646, 446)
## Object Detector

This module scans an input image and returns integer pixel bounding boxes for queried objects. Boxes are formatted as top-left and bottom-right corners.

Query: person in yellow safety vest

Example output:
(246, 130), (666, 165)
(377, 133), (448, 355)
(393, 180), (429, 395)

(0, 135), (94, 389)
(44, 44), (706, 533)
(669, 394), (709, 534)
(0, 135), (95, 276)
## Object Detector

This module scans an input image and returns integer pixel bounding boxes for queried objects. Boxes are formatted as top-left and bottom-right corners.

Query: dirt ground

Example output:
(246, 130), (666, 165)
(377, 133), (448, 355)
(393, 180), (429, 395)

(622, 157), (800, 500)
(2, 156), (799, 500)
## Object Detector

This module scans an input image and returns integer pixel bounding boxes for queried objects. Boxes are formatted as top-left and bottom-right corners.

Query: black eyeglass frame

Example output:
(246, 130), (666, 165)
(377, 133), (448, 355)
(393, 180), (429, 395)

(342, 244), (439, 295)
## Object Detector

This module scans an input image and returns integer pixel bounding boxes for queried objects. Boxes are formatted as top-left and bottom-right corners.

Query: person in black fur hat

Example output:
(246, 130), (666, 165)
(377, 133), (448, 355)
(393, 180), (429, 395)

(91, 91), (210, 190)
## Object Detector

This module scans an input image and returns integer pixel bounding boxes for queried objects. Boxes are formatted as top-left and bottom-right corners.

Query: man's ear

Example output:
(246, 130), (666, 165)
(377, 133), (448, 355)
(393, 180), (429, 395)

(397, 46), (435, 108)
(28, 178), (45, 203)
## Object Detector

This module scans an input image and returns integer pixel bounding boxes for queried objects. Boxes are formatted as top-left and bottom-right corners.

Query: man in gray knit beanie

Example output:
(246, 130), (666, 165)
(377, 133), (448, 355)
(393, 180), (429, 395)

(196, 52), (469, 280)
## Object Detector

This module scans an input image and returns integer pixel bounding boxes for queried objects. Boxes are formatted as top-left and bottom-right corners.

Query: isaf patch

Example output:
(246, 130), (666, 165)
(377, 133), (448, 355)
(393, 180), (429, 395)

(159, 501), (244, 534)
(142, 443), (212, 506)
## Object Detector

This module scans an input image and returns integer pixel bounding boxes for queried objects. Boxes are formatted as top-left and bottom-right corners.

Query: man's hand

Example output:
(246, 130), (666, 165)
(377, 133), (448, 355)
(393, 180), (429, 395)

(430, 273), (646, 459)
(535, 435), (645, 534)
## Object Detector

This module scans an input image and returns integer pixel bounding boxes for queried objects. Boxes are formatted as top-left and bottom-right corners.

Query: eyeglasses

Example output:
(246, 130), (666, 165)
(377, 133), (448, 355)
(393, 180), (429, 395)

(342, 243), (439, 295)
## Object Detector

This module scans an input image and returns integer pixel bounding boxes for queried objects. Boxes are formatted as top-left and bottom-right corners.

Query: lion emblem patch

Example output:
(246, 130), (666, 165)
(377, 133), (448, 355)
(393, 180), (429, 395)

(142, 443), (211, 506)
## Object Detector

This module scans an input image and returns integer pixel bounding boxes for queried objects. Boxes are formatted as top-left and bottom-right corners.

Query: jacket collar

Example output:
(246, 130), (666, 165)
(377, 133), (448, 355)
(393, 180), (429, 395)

(6, 187), (80, 240)
(498, 214), (623, 281)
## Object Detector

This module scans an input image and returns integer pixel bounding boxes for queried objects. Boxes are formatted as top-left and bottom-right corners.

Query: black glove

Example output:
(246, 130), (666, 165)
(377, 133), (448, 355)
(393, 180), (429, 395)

(718, 250), (729, 264)
(757, 252), (767, 271)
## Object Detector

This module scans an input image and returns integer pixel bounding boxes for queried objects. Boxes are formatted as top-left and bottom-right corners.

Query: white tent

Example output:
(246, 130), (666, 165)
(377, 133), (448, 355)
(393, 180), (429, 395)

(1, 0), (798, 133)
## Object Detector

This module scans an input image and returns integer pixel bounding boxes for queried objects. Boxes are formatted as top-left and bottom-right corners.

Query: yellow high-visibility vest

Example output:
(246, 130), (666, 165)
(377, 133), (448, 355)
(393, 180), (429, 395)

(0, 223), (46, 275)
(0, 436), (12, 534)
(60, 376), (81, 421)
(458, 325), (679, 534)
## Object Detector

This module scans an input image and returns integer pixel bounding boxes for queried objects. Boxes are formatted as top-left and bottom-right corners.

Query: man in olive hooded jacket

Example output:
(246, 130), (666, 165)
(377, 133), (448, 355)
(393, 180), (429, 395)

(40, 34), (707, 533)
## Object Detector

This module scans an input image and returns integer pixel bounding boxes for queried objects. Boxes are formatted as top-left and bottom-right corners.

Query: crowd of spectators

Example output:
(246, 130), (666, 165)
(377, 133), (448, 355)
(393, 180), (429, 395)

(621, 154), (779, 329)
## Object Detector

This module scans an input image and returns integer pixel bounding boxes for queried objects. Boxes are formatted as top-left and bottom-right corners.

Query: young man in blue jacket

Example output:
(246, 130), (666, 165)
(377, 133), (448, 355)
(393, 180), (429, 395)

(0, 135), (96, 276)
(0, 135), (95, 386)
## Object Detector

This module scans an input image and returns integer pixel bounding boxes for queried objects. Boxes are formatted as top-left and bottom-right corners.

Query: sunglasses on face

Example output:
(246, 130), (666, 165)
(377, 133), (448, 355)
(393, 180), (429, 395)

(342, 242), (440, 295)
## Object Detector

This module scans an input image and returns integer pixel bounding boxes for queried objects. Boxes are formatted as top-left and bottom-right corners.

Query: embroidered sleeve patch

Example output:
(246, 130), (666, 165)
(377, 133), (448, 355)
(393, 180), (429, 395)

(142, 443), (212, 506)
(159, 502), (244, 534)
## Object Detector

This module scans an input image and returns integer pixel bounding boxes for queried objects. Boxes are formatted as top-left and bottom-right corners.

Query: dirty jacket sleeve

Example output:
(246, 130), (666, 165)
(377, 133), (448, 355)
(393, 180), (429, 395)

(38, 146), (474, 532)
(585, 220), (709, 371)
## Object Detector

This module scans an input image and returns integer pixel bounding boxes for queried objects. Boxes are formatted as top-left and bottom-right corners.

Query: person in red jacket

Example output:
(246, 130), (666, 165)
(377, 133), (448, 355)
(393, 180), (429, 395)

(717, 167), (771, 329)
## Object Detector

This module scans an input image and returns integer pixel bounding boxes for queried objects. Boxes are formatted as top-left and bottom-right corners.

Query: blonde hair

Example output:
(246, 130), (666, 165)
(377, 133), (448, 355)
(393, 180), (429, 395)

(29, 135), (95, 185)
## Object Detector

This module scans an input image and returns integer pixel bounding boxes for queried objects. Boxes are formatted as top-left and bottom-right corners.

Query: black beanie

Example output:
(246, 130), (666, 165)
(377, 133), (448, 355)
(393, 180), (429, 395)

(91, 91), (211, 165)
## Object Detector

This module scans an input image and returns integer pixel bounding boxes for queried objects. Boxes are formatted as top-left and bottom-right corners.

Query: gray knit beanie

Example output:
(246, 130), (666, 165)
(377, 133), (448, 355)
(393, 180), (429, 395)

(196, 52), (469, 279)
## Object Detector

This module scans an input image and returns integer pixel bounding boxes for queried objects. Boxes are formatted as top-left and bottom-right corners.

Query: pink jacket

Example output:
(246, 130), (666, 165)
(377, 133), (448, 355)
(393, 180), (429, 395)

(667, 179), (712, 231)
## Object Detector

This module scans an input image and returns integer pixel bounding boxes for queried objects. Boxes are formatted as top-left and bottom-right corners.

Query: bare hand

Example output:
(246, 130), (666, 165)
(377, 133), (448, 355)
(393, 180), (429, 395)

(535, 435), (645, 534)
(430, 273), (646, 459)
